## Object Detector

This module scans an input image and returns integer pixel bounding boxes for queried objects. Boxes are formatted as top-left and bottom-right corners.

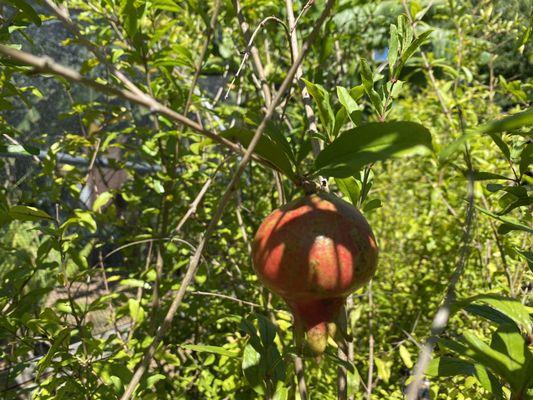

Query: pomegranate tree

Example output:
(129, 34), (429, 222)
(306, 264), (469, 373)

(252, 192), (378, 354)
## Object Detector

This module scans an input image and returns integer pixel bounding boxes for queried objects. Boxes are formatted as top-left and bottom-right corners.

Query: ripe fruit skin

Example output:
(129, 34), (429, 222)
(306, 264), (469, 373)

(252, 193), (378, 354)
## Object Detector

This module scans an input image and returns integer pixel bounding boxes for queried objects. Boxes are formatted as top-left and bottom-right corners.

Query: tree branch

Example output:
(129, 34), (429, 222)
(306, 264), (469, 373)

(285, 0), (321, 157)
(0, 44), (265, 164)
(406, 167), (475, 400)
(231, 0), (273, 106)
(183, 0), (222, 115)
(118, 2), (336, 398)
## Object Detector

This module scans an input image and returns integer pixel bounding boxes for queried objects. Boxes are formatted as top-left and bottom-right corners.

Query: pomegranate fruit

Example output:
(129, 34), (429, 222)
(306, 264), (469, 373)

(252, 193), (378, 354)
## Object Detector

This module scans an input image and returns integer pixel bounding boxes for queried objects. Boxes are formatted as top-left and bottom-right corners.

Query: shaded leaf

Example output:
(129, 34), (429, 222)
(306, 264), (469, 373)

(475, 206), (533, 235)
(480, 108), (533, 136)
(456, 294), (532, 334)
(335, 176), (361, 207)
(37, 328), (70, 378)
(221, 127), (296, 179)
(426, 357), (504, 397)
(5, 0), (41, 26)
(302, 79), (335, 136)
(9, 205), (53, 221)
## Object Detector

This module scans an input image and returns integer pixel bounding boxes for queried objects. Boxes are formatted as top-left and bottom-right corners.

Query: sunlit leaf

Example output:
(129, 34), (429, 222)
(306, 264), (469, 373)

(314, 121), (433, 178)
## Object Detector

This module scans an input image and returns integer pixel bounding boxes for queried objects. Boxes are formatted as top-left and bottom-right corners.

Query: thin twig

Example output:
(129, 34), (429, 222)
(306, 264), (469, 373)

(231, 0), (273, 105)
(285, 0), (321, 157)
(174, 155), (231, 233)
(42, 0), (145, 98)
(225, 16), (290, 100)
(2, 134), (41, 164)
(119, 3), (336, 398)
(183, 0), (222, 115)
(294, 355), (308, 400)
(365, 281), (374, 400)
(189, 291), (261, 309)
(291, 0), (315, 33)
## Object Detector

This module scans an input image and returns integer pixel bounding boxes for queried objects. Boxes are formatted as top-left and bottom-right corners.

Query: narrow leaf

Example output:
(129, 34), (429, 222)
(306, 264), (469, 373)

(302, 79), (335, 136)
(480, 108), (533, 136)
(9, 205), (53, 221)
(181, 344), (239, 358)
(456, 294), (532, 334)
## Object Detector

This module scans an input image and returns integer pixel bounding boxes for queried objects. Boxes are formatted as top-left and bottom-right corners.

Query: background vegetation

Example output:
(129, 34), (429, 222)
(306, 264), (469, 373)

(0, 0), (531, 399)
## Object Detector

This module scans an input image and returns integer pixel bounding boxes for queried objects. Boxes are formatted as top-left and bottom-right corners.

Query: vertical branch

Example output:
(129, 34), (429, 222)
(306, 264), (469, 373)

(231, 0), (273, 106)
(365, 282), (374, 400)
(183, 0), (223, 116)
(406, 169), (474, 399)
(294, 355), (308, 400)
(346, 296), (355, 400)
(285, 0), (321, 156)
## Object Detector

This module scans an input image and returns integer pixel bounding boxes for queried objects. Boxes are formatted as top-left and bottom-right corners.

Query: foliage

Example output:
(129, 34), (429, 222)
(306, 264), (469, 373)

(0, 0), (531, 399)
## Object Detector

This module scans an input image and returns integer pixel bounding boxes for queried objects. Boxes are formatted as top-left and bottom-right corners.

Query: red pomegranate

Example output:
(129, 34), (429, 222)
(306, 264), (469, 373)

(252, 193), (378, 354)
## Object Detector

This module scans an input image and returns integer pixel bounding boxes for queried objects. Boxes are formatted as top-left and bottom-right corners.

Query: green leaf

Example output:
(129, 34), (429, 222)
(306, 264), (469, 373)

(462, 330), (527, 392)
(519, 142), (532, 176)
(242, 343), (265, 394)
(363, 198), (382, 213)
(221, 127), (296, 180)
(463, 304), (516, 327)
(374, 356), (391, 383)
(490, 324), (532, 389)
(498, 196), (533, 215)
(347, 364), (361, 397)
(388, 24), (399, 75)
(360, 59), (383, 115)
(181, 344), (239, 358)
(273, 384), (288, 400)
(488, 133), (511, 162)
(335, 177), (361, 207)
(479, 108), (533, 136)
(151, 0), (182, 12)
(337, 86), (359, 116)
(256, 314), (276, 347)
(426, 356), (473, 377)
(314, 121), (433, 178)
(145, 373), (165, 389)
(514, 249), (532, 272)
(121, 0), (138, 38)
(470, 171), (512, 181)
(128, 298), (145, 324)
(92, 191), (114, 213)
(36, 327), (70, 378)
(426, 357), (504, 397)
(456, 294), (532, 334)
(333, 107), (348, 137)
(399, 344), (413, 368)
(302, 79), (335, 136)
(9, 205), (53, 221)
(438, 131), (477, 163)
(439, 110), (532, 162)
(61, 210), (97, 233)
(475, 206), (533, 235)
(399, 30), (433, 70)
(5, 0), (41, 26)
